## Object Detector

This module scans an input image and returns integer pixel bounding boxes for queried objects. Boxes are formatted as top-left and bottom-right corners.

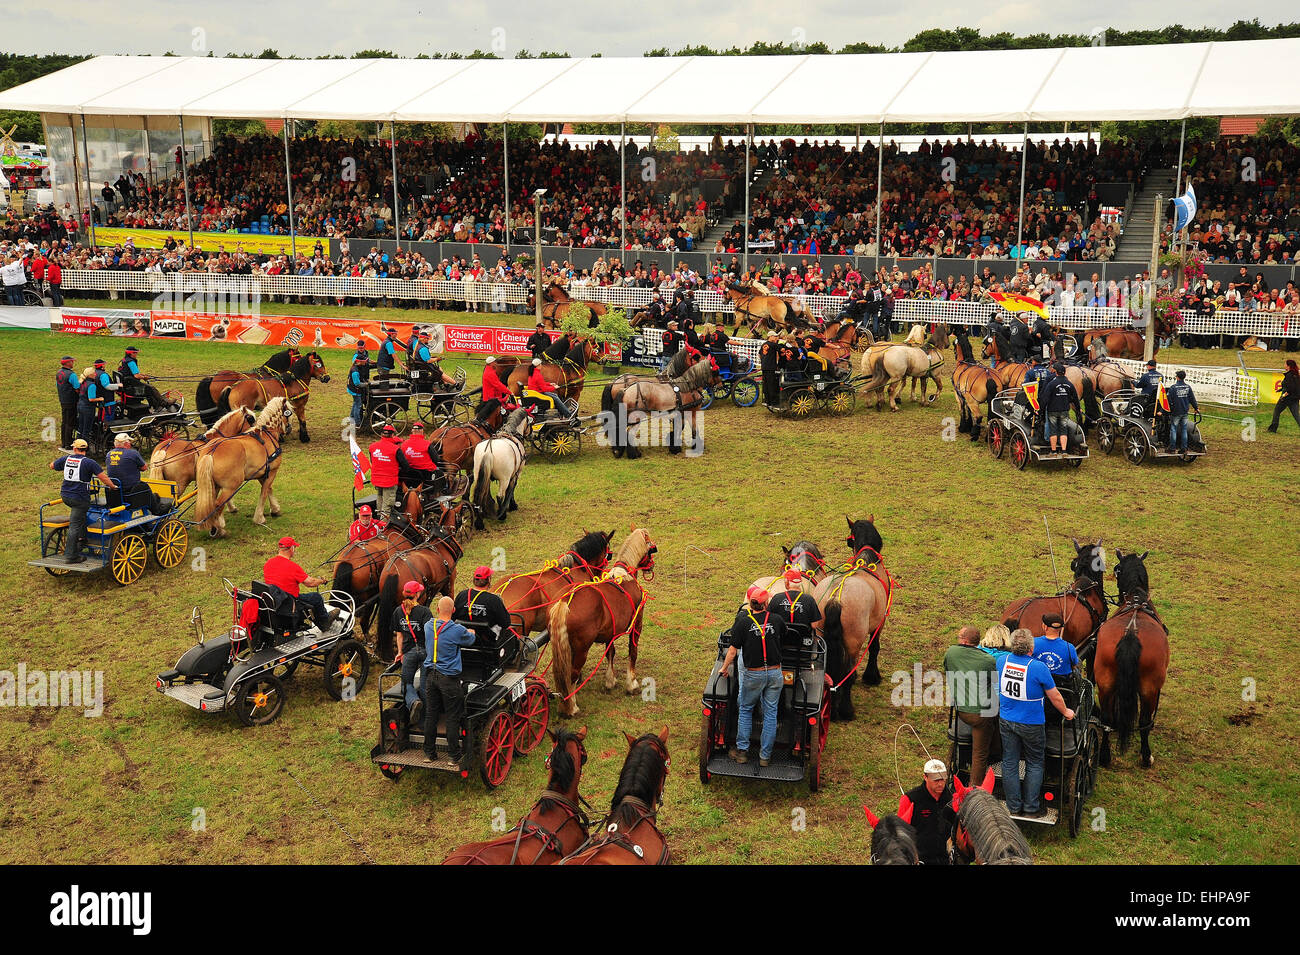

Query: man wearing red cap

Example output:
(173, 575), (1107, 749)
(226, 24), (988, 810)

(368, 423), (402, 520)
(395, 580), (432, 707)
(55, 356), (81, 451)
(453, 566), (512, 638)
(720, 585), (786, 766)
(767, 568), (823, 632)
(348, 505), (380, 543)
(263, 536), (334, 631)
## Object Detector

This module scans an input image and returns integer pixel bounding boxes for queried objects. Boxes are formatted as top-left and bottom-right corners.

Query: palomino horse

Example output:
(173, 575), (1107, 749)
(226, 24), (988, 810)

(725, 282), (807, 336)
(811, 517), (894, 720)
(505, 338), (598, 403)
(193, 397), (294, 538)
(548, 527), (657, 717)
(330, 491), (428, 639)
(983, 336), (1097, 427)
(1082, 356), (1135, 398)
(951, 773), (1034, 865)
(528, 283), (608, 329)
(863, 805), (919, 865)
(599, 358), (717, 459)
(373, 528), (464, 661)
(1000, 540), (1110, 651)
(146, 406), (255, 499)
(468, 409), (529, 529)
(981, 335), (1030, 390)
(559, 728), (671, 866)
(859, 341), (944, 411)
(442, 728), (591, 865)
(948, 328), (1002, 441)
(427, 420), (494, 474)
(749, 540), (828, 598)
(198, 352), (331, 443)
(495, 530), (614, 635)
(1080, 313), (1177, 360)
(1095, 550), (1170, 769)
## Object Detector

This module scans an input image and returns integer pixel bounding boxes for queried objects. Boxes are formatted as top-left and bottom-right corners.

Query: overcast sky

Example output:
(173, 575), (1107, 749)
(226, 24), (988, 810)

(8, 1), (1298, 58)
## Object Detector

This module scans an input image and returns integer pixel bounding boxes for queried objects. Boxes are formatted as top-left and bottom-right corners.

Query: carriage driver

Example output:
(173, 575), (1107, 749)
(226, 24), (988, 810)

(118, 345), (171, 412)
(263, 536), (336, 631)
(453, 566), (513, 638)
(720, 586), (786, 767)
(398, 422), (442, 494)
(522, 358), (560, 419)
(105, 434), (158, 514)
(903, 760), (956, 866)
(478, 355), (516, 423)
(348, 504), (380, 543)
(1135, 359), (1162, 419)
(410, 331), (456, 389)
(377, 327), (399, 379)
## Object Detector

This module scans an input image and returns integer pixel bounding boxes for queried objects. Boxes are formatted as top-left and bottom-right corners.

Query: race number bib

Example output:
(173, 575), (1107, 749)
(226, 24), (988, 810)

(1001, 661), (1029, 700)
(63, 456), (84, 483)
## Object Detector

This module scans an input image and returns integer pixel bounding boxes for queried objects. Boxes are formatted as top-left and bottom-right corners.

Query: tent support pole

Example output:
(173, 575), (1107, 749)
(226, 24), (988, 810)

(1015, 121), (1028, 262)
(743, 123), (751, 275)
(282, 121), (296, 261)
(391, 121), (400, 251)
(874, 122), (883, 275)
(620, 122), (626, 256)
(1174, 118), (1186, 197)
(502, 121), (508, 251)
(80, 114), (95, 247)
(178, 115), (194, 250)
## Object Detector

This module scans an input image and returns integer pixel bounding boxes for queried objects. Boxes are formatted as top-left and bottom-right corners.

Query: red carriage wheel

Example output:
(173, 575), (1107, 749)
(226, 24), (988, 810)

(988, 421), (1005, 459)
(511, 678), (550, 755)
(1010, 432), (1030, 470)
(479, 710), (515, 789)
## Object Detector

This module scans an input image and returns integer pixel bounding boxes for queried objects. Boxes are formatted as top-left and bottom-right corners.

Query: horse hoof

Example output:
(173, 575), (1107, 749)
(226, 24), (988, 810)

(497, 513), (508, 523)
(508, 501), (518, 511)
(626, 680), (640, 693)
(863, 670), (882, 686)
(299, 433), (310, 444)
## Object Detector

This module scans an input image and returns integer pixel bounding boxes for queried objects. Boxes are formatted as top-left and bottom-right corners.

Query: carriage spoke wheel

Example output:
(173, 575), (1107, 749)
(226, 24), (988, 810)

(731, 378), (759, 407)
(1009, 432), (1030, 471)
(828, 388), (856, 417)
(1066, 756), (1086, 838)
(230, 673), (285, 727)
(454, 504), (474, 545)
(699, 388), (714, 411)
(369, 401), (408, 436)
(543, 429), (581, 461)
(153, 518), (188, 569)
(699, 711), (714, 785)
(479, 710), (516, 789)
(324, 638), (370, 701)
(42, 527), (70, 576)
(1096, 419), (1115, 454)
(110, 533), (148, 586)
(511, 679), (550, 755)
(788, 389), (815, 419)
(808, 677), (832, 792)
(1123, 426), (1148, 466)
(987, 421), (1006, 458)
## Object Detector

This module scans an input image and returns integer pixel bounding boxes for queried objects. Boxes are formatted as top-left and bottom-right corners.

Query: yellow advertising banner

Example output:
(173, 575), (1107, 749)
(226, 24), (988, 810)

(93, 227), (325, 256)
(1243, 367), (1284, 406)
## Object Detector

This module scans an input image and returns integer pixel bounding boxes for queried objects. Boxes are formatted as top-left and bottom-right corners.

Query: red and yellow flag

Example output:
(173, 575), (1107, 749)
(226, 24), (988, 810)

(989, 292), (1051, 322)
(1023, 381), (1041, 412)
(1157, 383), (1170, 413)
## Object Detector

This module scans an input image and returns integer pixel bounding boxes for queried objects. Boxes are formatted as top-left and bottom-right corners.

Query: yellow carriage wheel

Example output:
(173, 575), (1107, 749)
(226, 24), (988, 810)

(154, 518), (188, 569)
(789, 389), (815, 419)
(111, 534), (148, 586)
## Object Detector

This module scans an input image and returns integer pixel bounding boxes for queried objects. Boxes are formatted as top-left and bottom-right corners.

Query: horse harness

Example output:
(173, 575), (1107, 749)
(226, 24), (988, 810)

(503, 789), (594, 864)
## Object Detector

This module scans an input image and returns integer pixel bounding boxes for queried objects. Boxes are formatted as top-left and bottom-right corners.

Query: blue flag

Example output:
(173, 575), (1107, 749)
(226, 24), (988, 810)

(1171, 184), (1197, 233)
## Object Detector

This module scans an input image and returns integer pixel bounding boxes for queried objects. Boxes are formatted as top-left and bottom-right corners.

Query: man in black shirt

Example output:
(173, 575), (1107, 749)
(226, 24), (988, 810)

(453, 566), (513, 638)
(767, 568), (823, 633)
(902, 759), (955, 865)
(759, 332), (780, 408)
(394, 580), (433, 707)
(720, 586), (785, 766)
(526, 323), (551, 360)
(1043, 363), (1081, 453)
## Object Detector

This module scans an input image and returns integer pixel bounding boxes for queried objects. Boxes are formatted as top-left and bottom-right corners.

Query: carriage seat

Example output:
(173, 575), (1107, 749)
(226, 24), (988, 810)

(458, 620), (515, 685)
(1045, 676), (1091, 757)
(250, 581), (301, 646)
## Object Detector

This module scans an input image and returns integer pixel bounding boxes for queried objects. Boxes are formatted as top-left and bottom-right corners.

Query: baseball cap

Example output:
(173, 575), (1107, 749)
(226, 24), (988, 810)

(402, 581), (425, 597)
(473, 566), (492, 583)
(71, 438), (88, 450)
(60, 356), (74, 365)
(531, 358), (542, 366)
(278, 536), (298, 548)
(1043, 612), (1064, 628)
(484, 355), (495, 364)
(381, 424), (396, 435)
(358, 504), (372, 516)
(125, 345), (139, 354)
(94, 358), (105, 366)
(418, 330), (429, 339)
(745, 585), (769, 604)
(410, 422), (424, 432)
(783, 568), (803, 584)
(1146, 359), (1157, 368)
(923, 758), (947, 778)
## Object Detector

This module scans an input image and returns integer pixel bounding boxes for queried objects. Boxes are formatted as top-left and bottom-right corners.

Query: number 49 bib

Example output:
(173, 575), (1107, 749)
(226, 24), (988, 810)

(1001, 660), (1029, 700)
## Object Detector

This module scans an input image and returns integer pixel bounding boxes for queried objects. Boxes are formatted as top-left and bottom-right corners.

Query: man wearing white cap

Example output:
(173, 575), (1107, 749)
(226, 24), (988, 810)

(900, 759), (955, 865)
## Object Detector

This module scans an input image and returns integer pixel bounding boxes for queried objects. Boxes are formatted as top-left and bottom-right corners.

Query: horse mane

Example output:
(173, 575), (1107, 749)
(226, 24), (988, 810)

(672, 360), (713, 392)
(956, 789), (1033, 865)
(851, 519), (884, 556)
(204, 405), (253, 437)
(253, 397), (290, 429)
(565, 530), (612, 567)
(870, 815), (919, 865)
(502, 407), (531, 434)
(904, 325), (926, 346)
(1115, 555), (1149, 601)
(542, 729), (583, 796)
(564, 340), (589, 366)
(608, 528), (650, 579)
(608, 735), (666, 824)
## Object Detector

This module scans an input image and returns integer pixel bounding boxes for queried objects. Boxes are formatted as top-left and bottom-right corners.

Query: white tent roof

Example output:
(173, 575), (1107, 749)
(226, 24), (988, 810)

(1, 41), (1297, 123)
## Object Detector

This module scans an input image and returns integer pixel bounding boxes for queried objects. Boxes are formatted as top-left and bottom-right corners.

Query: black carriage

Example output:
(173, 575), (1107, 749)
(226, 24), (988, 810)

(946, 675), (1101, 837)
(699, 621), (833, 792)
(155, 579), (366, 727)
(769, 367), (858, 419)
(370, 619), (550, 789)
(1094, 388), (1207, 465)
(31, 477), (193, 586)
(362, 367), (474, 436)
(85, 374), (198, 460)
(699, 352), (760, 409)
(987, 388), (1089, 469)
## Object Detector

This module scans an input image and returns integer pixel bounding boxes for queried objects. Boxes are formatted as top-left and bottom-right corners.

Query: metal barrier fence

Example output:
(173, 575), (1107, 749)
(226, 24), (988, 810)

(60, 269), (1299, 338)
(1103, 356), (1257, 407)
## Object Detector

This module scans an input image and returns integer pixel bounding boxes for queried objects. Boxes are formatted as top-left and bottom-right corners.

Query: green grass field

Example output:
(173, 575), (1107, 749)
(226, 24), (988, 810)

(1, 318), (1297, 865)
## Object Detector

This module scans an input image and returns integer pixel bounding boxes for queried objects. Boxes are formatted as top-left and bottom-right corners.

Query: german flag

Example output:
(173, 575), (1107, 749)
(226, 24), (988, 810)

(989, 292), (1051, 322)
(1023, 380), (1041, 412)
(1157, 383), (1170, 413)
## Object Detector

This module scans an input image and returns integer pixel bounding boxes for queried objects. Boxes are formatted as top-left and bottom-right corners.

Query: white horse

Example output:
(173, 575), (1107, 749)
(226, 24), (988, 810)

(467, 408), (529, 529)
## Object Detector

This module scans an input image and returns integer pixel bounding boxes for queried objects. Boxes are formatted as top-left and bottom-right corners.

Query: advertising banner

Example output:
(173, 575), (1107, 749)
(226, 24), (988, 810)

(92, 227), (327, 256)
(58, 308), (151, 336)
(1243, 367), (1284, 406)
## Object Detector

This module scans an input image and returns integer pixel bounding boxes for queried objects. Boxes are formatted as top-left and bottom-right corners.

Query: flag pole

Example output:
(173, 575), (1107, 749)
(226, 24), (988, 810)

(1144, 194), (1163, 364)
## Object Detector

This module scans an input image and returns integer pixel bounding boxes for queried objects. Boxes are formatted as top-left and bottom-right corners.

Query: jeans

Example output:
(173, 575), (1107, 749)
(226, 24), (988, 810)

(349, 393), (364, 427)
(400, 644), (426, 707)
(297, 591), (330, 629)
(49, 282), (63, 307)
(61, 493), (90, 560)
(3, 284), (22, 306)
(737, 662), (784, 760)
(424, 669), (467, 758)
(77, 403), (94, 441)
(1168, 413), (1189, 451)
(1269, 397), (1300, 431)
(999, 719), (1046, 814)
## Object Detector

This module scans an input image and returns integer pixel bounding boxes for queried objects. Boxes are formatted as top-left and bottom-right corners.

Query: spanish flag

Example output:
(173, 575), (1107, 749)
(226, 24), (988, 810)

(1023, 380), (1041, 412)
(989, 292), (1051, 322)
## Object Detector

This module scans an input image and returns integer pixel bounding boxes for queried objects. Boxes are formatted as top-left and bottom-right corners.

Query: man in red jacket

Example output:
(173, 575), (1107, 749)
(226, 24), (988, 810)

(46, 255), (63, 307)
(478, 355), (515, 424)
(398, 422), (439, 492)
(348, 504), (380, 543)
(367, 423), (402, 519)
(523, 358), (559, 418)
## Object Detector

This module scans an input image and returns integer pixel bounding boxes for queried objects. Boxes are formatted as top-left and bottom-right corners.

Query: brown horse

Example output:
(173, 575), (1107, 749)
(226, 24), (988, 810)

(725, 282), (807, 336)
(1082, 357), (1135, 398)
(427, 420), (494, 474)
(193, 397), (294, 537)
(146, 405), (255, 499)
(981, 335), (1030, 390)
(558, 728), (670, 866)
(505, 338), (598, 403)
(373, 529), (463, 661)
(495, 530), (615, 635)
(442, 728), (590, 865)
(200, 352), (331, 443)
(1094, 550), (1170, 769)
(527, 283), (609, 329)
(599, 358), (717, 458)
(815, 319), (862, 370)
(1080, 313), (1176, 361)
(811, 516), (894, 720)
(1000, 540), (1110, 649)
(330, 490), (428, 639)
(548, 527), (656, 717)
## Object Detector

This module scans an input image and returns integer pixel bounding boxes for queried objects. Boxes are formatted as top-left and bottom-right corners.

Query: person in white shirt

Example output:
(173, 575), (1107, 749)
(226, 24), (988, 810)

(2, 254), (28, 305)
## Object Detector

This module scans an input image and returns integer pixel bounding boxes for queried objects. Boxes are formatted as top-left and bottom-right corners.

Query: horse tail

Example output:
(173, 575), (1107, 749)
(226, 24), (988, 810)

(600, 383), (621, 453)
(331, 559), (354, 597)
(1082, 373), (1099, 427)
(196, 378), (216, 416)
(217, 385), (234, 414)
(473, 443), (494, 514)
(1111, 624), (1143, 754)
(823, 599), (846, 683)
(146, 441), (168, 482)
(195, 453), (218, 532)
(548, 599), (573, 702)
(376, 571), (400, 662)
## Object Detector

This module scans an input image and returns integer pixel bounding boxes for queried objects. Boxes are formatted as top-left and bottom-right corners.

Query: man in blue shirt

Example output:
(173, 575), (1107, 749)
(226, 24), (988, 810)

(1135, 360), (1161, 418)
(92, 359), (119, 422)
(1166, 369), (1199, 455)
(347, 349), (370, 428)
(998, 629), (1074, 817)
(422, 596), (476, 761)
(1033, 613), (1079, 677)
(118, 345), (169, 411)
(377, 327), (399, 379)
(50, 439), (117, 564)
(105, 434), (156, 513)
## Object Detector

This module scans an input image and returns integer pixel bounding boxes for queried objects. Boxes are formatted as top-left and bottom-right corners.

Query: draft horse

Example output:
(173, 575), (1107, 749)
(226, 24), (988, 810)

(858, 342), (944, 411)
(193, 397), (294, 538)
(950, 773), (1034, 865)
(146, 405), (256, 499)
(1079, 312), (1177, 361)
(749, 540), (828, 598)
(505, 338), (599, 403)
(199, 351), (331, 443)
(599, 358), (717, 459)
(495, 530), (614, 635)
(944, 326), (1001, 440)
(330, 491), (428, 640)
(528, 282), (608, 329)
(373, 528), (464, 661)
(725, 282), (807, 337)
(1000, 539), (1110, 652)
(468, 409), (529, 528)
(862, 805), (919, 865)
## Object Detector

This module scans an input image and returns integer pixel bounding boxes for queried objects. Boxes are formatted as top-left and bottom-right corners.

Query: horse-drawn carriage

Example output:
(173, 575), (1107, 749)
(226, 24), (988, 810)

(155, 578), (366, 727)
(521, 396), (591, 461)
(86, 376), (198, 460)
(987, 388), (1089, 469)
(698, 621), (833, 791)
(699, 352), (760, 409)
(362, 367), (474, 436)
(31, 477), (193, 586)
(946, 676), (1101, 837)
(1094, 388), (1207, 465)
(770, 367), (859, 418)
(371, 620), (551, 789)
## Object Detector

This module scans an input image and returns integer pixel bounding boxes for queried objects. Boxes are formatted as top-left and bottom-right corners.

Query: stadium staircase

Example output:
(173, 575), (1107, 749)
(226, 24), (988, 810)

(697, 165), (777, 252)
(1114, 167), (1177, 262)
